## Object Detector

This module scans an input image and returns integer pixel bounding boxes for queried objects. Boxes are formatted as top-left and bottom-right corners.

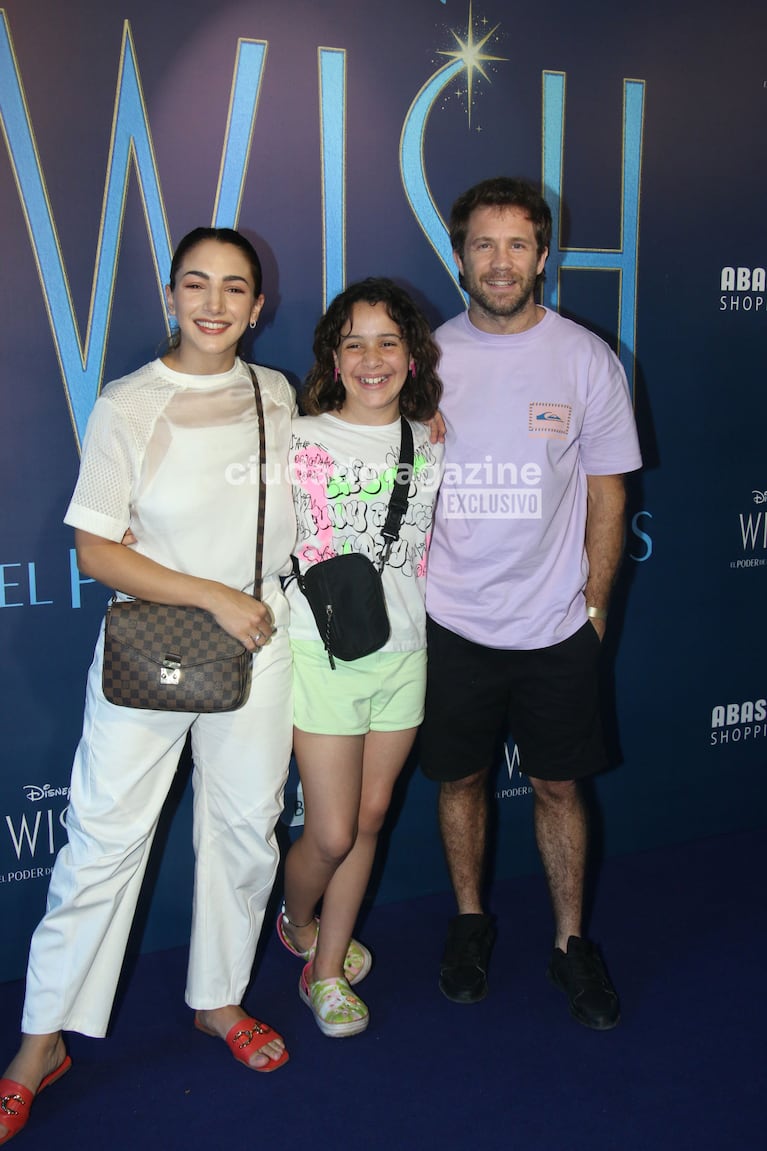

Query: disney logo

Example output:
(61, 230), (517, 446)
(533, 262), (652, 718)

(23, 784), (71, 802)
(753, 491), (767, 504)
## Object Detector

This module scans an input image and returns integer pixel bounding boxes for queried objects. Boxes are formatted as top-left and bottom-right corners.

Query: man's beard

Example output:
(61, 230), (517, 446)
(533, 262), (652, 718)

(464, 270), (538, 318)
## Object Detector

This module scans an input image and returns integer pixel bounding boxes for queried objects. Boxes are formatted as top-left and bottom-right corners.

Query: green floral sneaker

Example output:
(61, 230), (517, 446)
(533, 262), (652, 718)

(277, 907), (372, 985)
(299, 962), (369, 1037)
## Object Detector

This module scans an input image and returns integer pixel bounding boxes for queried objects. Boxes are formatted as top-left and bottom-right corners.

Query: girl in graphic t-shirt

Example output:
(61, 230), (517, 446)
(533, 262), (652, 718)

(0, 228), (296, 1146)
(277, 278), (444, 1037)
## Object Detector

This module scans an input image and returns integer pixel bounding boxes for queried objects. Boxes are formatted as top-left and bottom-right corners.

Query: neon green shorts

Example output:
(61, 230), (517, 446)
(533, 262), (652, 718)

(291, 640), (427, 735)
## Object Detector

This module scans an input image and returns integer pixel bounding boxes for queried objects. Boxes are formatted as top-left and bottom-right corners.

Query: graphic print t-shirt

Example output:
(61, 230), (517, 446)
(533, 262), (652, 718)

(288, 413), (444, 652)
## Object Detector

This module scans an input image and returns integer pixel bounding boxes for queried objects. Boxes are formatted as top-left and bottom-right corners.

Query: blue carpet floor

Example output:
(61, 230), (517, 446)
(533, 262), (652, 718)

(1, 828), (764, 1150)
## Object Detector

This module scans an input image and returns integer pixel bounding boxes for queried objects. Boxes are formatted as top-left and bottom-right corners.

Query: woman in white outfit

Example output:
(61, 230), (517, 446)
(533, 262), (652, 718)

(0, 227), (296, 1145)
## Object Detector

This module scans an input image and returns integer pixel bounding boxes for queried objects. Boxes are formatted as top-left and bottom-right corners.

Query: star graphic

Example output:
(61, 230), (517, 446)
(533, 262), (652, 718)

(437, 1), (505, 128)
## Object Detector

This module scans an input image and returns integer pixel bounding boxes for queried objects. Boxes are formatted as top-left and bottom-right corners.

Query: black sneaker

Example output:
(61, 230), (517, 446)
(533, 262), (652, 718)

(547, 936), (620, 1030)
(439, 913), (496, 1003)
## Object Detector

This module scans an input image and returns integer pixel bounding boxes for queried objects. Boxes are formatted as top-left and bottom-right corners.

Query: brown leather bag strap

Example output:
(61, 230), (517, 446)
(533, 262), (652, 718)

(247, 365), (267, 602)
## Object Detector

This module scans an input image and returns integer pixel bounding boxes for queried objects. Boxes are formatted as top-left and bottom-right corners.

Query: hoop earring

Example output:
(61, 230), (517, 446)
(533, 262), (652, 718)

(249, 319), (257, 329)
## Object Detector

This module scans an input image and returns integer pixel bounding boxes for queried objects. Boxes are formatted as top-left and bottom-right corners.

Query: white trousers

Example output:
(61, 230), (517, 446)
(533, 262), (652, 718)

(22, 586), (292, 1038)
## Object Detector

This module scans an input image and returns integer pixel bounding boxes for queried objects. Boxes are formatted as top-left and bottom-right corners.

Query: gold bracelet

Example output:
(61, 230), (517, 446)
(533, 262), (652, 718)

(586, 606), (608, 621)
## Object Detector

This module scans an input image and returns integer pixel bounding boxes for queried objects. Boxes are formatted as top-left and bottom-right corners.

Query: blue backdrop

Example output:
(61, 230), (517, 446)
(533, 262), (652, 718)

(1, 0), (765, 982)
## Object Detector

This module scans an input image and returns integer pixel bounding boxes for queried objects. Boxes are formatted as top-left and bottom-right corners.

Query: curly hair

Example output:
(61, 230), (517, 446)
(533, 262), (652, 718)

(302, 278), (442, 421)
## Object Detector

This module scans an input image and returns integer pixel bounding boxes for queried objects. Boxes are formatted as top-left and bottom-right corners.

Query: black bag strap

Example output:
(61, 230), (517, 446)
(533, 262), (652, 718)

(246, 365), (267, 601)
(377, 416), (414, 570)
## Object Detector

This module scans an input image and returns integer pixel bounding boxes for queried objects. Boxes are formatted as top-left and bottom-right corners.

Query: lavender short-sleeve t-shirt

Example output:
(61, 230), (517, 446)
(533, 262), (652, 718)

(425, 309), (642, 650)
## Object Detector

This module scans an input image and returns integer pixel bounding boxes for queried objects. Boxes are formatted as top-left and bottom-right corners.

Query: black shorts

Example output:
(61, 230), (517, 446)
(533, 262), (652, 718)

(419, 616), (607, 783)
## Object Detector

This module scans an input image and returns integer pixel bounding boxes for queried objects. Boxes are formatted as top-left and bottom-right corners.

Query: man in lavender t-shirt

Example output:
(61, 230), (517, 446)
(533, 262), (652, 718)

(420, 177), (641, 1029)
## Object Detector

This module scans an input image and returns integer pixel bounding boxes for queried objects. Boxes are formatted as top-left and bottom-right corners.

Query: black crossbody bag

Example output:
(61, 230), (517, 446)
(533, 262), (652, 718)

(290, 417), (414, 669)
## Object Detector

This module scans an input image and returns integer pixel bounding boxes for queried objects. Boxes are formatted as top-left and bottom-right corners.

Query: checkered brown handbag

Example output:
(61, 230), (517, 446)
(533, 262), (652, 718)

(101, 367), (267, 713)
(102, 600), (251, 712)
